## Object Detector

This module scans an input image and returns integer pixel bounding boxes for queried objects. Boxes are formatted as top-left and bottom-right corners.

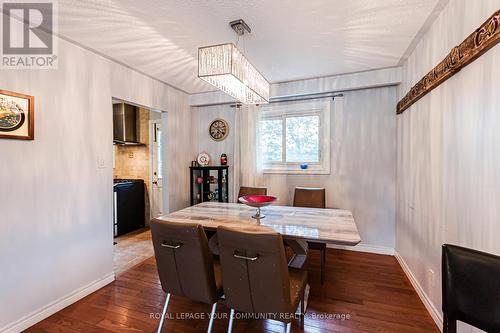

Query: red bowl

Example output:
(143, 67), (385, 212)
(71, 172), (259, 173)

(238, 195), (278, 208)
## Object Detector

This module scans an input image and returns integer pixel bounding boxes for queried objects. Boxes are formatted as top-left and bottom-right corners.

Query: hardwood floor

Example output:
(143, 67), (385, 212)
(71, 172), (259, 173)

(25, 249), (439, 333)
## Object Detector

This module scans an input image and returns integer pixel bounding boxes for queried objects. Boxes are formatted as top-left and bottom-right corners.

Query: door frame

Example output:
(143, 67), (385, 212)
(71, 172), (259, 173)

(149, 115), (164, 218)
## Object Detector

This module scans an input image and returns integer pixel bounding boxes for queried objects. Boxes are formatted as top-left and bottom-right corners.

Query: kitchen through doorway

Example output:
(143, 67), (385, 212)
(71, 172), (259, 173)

(112, 99), (165, 275)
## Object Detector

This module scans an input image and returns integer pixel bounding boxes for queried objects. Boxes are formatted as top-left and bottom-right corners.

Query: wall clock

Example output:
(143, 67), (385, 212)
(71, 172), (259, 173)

(209, 118), (229, 141)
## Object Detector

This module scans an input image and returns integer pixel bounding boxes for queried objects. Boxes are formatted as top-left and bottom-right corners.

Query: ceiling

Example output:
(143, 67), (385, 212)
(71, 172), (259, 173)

(58, 0), (441, 94)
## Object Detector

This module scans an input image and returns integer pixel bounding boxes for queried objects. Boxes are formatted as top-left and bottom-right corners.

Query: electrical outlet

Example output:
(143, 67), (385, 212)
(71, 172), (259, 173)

(128, 151), (134, 158)
(427, 268), (436, 288)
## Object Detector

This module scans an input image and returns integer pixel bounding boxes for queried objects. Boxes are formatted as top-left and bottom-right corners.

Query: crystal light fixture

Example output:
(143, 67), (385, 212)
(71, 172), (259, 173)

(198, 20), (270, 104)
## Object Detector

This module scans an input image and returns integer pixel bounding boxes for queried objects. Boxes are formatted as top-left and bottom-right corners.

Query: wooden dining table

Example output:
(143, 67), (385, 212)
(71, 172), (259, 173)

(153, 202), (361, 268)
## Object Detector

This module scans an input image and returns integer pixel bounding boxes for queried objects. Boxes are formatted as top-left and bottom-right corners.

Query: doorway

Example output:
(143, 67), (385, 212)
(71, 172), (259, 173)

(112, 99), (166, 275)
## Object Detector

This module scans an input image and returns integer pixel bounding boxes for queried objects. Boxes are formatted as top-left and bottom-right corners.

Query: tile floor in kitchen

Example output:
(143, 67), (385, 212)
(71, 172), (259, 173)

(113, 228), (154, 275)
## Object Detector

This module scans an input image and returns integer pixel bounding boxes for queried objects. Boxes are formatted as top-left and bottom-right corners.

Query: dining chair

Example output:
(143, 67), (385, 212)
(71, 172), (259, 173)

(442, 244), (500, 333)
(217, 225), (307, 333)
(150, 220), (223, 333)
(237, 186), (267, 201)
(293, 187), (327, 284)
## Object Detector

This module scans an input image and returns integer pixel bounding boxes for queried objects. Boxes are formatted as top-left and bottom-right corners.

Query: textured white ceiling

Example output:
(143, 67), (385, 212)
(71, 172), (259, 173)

(58, 0), (440, 94)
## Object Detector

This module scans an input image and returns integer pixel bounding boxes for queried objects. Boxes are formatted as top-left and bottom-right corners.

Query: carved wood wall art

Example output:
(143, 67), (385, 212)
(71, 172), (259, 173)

(397, 9), (500, 114)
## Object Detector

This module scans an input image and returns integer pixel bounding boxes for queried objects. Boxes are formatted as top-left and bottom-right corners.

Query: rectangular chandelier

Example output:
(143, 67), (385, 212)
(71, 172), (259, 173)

(198, 43), (270, 104)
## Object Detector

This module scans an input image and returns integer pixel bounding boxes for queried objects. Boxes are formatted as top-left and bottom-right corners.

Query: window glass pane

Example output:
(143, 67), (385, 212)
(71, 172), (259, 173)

(260, 119), (283, 161)
(286, 115), (319, 162)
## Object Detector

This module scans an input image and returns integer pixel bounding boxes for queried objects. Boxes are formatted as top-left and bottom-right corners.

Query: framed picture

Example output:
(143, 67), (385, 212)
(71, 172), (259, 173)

(0, 89), (34, 140)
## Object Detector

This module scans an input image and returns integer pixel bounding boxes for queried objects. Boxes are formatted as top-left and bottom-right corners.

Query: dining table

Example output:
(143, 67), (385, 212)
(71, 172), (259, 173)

(152, 202), (361, 269)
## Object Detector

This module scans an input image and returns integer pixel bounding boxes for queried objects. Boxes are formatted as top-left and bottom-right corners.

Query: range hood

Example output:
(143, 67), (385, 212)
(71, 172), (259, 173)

(113, 103), (144, 145)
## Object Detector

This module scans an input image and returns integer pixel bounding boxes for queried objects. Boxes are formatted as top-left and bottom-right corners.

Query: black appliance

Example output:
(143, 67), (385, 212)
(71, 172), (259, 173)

(113, 179), (145, 237)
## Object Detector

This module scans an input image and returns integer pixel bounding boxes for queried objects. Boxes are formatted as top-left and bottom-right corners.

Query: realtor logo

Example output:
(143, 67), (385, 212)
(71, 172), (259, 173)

(1, 0), (58, 68)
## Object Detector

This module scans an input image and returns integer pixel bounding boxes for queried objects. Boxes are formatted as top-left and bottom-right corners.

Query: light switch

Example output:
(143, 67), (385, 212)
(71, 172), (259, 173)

(97, 156), (106, 169)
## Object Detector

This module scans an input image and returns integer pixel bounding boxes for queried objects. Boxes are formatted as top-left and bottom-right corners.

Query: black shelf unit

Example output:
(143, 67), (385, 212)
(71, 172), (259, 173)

(190, 166), (229, 206)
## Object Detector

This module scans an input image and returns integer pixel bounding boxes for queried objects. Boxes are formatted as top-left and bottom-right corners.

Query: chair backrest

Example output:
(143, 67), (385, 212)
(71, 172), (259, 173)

(293, 187), (326, 208)
(238, 186), (267, 201)
(217, 225), (292, 315)
(442, 244), (500, 332)
(150, 220), (219, 304)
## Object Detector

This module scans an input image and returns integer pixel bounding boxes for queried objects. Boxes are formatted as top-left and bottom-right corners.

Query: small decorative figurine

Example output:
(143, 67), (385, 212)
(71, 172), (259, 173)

(220, 153), (228, 165)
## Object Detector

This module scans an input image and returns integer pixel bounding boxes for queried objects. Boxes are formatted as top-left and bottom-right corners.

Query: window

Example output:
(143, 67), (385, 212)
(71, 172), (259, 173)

(286, 115), (319, 162)
(259, 99), (331, 174)
(260, 115), (320, 163)
(260, 118), (282, 161)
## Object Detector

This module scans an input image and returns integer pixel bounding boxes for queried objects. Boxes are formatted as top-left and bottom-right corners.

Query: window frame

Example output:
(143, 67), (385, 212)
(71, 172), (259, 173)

(259, 99), (331, 174)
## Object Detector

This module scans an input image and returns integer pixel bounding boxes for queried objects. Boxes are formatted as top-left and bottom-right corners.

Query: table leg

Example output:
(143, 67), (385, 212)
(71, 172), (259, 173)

(285, 239), (309, 268)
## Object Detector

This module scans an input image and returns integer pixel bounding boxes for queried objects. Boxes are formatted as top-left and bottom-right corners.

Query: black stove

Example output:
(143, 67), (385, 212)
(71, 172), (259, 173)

(113, 178), (145, 237)
(113, 178), (144, 184)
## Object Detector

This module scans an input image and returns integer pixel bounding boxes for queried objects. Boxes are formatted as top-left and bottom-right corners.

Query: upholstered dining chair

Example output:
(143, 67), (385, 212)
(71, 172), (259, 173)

(237, 186), (267, 201)
(150, 220), (223, 333)
(442, 244), (500, 333)
(293, 187), (327, 283)
(217, 225), (307, 333)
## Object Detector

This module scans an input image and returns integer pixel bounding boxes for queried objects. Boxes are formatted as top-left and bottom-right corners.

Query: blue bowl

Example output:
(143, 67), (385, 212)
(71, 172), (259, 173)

(300, 163), (308, 170)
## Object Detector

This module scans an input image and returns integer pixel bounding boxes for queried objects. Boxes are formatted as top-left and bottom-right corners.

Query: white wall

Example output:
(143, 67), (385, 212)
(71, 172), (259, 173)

(194, 105), (236, 201)
(0, 37), (195, 332)
(396, 0), (500, 331)
(194, 86), (397, 251)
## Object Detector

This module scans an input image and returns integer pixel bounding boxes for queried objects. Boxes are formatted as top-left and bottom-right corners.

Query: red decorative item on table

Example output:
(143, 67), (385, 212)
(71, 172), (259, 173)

(239, 195), (277, 219)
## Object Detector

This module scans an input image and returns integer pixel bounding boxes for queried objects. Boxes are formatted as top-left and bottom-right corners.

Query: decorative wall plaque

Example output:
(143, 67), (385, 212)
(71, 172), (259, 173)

(0, 89), (34, 140)
(397, 9), (500, 114)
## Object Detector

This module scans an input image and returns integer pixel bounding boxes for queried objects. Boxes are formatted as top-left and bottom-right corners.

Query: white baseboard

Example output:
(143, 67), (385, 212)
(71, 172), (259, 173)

(327, 243), (395, 255)
(394, 251), (443, 331)
(1, 272), (115, 333)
